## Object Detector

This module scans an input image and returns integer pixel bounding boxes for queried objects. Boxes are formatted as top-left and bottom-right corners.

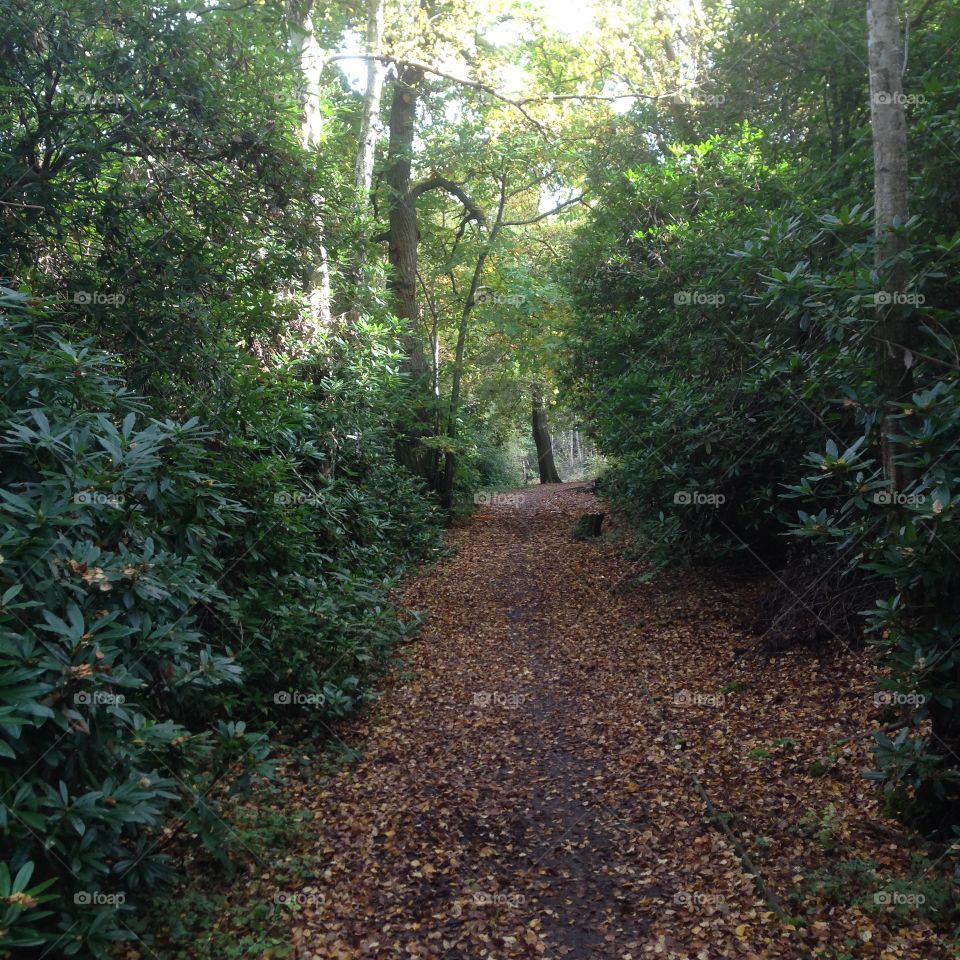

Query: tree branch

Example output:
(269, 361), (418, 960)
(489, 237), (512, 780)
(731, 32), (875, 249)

(324, 53), (549, 134)
(909, 0), (941, 29)
(867, 334), (959, 371)
(503, 192), (587, 227)
(409, 176), (486, 224)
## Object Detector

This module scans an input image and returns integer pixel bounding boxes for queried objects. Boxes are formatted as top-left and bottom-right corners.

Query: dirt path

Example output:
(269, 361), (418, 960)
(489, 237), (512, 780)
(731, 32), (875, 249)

(285, 485), (770, 958)
(283, 484), (951, 960)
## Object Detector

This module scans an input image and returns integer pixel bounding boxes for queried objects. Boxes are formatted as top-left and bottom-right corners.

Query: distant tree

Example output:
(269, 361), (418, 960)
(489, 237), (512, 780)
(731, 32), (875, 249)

(531, 383), (562, 484)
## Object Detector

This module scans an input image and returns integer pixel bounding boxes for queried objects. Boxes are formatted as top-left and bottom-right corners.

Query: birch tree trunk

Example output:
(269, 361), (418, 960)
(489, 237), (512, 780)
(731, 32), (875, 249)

(345, 0), (387, 316)
(287, 0), (332, 331)
(867, 0), (911, 491)
(354, 0), (386, 194)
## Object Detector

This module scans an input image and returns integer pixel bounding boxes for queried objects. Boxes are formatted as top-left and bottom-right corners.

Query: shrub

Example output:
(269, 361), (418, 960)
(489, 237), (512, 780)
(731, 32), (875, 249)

(0, 290), (439, 956)
(564, 114), (960, 833)
(0, 290), (272, 955)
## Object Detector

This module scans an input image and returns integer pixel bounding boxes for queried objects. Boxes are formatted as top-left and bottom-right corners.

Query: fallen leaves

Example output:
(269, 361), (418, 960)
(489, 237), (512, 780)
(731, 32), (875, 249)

(133, 484), (956, 959)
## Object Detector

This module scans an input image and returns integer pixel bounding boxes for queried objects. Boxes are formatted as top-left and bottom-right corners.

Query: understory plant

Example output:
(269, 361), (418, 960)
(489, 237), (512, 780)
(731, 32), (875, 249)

(0, 289), (439, 956)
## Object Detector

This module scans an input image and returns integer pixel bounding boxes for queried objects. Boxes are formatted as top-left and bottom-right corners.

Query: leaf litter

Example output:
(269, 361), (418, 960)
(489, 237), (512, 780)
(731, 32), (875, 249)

(132, 484), (958, 959)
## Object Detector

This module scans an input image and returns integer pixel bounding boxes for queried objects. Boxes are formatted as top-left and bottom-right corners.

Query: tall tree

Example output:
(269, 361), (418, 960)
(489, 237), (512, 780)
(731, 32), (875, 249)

(437, 178), (506, 509)
(381, 62), (488, 486)
(383, 63), (441, 481)
(867, 0), (911, 491)
(286, 0), (333, 329)
(532, 383), (562, 484)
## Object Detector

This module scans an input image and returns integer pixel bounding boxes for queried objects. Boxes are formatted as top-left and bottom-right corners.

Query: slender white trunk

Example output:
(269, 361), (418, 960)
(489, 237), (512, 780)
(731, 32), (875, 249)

(287, 0), (332, 330)
(867, 0), (911, 490)
(354, 0), (386, 193)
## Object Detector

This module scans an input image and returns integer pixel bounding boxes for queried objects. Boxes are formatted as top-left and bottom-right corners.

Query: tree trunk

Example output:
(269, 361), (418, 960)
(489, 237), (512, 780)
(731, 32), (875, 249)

(381, 66), (492, 493)
(384, 64), (435, 482)
(345, 0), (386, 317)
(353, 0), (385, 194)
(437, 251), (490, 510)
(867, 0), (911, 492)
(532, 384), (562, 484)
(286, 0), (332, 331)
(385, 65), (422, 335)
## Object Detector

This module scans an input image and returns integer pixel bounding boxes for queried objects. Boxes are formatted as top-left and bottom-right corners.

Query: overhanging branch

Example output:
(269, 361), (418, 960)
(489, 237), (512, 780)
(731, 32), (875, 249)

(324, 53), (549, 134)
(503, 192), (587, 227)
(409, 176), (486, 224)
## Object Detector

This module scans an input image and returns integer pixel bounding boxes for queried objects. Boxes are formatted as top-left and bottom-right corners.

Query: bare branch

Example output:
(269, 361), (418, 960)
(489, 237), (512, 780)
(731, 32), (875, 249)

(503, 192), (587, 227)
(324, 54), (550, 134)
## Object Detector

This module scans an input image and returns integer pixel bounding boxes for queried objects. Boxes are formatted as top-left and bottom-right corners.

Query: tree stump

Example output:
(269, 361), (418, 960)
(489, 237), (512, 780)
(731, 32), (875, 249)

(571, 513), (604, 540)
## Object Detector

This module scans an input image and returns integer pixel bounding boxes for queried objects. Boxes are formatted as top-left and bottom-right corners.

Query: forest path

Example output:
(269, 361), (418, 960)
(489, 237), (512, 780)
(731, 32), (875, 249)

(287, 483), (785, 959)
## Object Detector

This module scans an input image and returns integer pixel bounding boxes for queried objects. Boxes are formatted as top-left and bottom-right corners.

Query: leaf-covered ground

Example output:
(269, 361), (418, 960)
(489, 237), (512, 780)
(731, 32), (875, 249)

(136, 484), (958, 959)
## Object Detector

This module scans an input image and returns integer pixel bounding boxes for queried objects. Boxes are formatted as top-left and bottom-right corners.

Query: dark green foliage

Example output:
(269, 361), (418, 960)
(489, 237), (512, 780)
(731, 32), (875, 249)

(566, 130), (832, 568)
(0, 293), (267, 955)
(199, 323), (441, 721)
(565, 16), (960, 834)
(0, 1), (441, 951)
(0, 0), (354, 387)
(0, 289), (439, 955)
